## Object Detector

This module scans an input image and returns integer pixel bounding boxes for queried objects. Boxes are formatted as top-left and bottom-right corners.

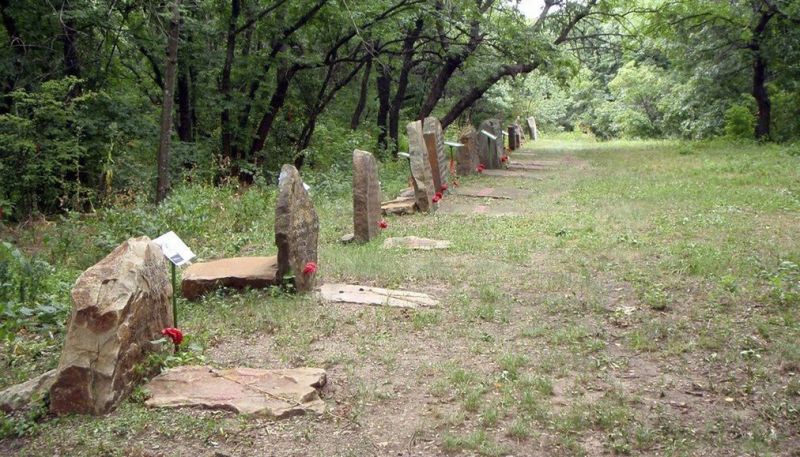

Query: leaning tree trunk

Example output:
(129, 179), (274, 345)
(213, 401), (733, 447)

(376, 67), (391, 154)
(389, 17), (423, 151)
(350, 57), (372, 130)
(155, 0), (181, 204)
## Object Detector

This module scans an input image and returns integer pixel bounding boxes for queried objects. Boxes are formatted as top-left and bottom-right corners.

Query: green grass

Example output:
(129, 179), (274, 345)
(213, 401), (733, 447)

(2, 135), (799, 455)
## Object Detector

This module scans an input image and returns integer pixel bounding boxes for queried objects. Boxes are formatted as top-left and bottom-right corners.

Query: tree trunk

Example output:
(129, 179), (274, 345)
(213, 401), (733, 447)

(350, 57), (372, 130)
(752, 54), (771, 140)
(156, 0), (181, 204)
(177, 57), (193, 142)
(249, 64), (296, 157)
(61, 11), (81, 78)
(389, 17), (423, 151)
(0, 0), (21, 112)
(440, 62), (537, 129)
(220, 0), (241, 160)
(418, 20), (483, 120)
(749, 7), (775, 140)
(376, 67), (391, 154)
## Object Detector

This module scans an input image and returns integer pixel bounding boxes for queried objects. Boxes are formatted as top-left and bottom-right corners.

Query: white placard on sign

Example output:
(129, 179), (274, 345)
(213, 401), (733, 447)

(398, 152), (411, 159)
(480, 130), (497, 141)
(444, 141), (464, 148)
(153, 231), (196, 267)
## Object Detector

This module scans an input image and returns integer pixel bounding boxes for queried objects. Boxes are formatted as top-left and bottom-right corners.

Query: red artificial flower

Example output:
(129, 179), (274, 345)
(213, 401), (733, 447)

(500, 155), (509, 163)
(302, 261), (317, 275)
(161, 327), (183, 345)
(440, 183), (449, 192)
(432, 192), (443, 203)
(378, 219), (389, 229)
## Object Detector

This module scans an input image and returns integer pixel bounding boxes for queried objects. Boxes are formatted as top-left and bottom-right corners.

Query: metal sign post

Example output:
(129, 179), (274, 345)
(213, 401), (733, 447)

(443, 141), (464, 162)
(153, 231), (196, 328)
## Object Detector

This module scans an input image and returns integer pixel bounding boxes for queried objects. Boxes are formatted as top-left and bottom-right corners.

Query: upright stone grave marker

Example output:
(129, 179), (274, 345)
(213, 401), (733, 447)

(526, 116), (539, 140)
(478, 119), (503, 169)
(457, 126), (479, 176)
(508, 126), (519, 151)
(275, 164), (319, 292)
(352, 149), (381, 242)
(50, 237), (172, 415)
(423, 116), (449, 192)
(407, 120), (436, 212)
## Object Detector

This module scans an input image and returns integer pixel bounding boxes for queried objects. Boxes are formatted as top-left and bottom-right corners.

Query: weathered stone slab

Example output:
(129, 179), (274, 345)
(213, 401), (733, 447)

(478, 119), (504, 169)
(457, 126), (479, 176)
(0, 369), (56, 413)
(423, 116), (449, 193)
(480, 169), (544, 179)
(381, 196), (416, 215)
(319, 284), (438, 308)
(398, 187), (416, 198)
(508, 161), (551, 171)
(352, 149), (381, 243)
(407, 120), (437, 212)
(276, 165), (319, 292)
(383, 236), (451, 250)
(50, 237), (172, 416)
(145, 365), (326, 418)
(181, 256), (278, 300)
(526, 116), (539, 140)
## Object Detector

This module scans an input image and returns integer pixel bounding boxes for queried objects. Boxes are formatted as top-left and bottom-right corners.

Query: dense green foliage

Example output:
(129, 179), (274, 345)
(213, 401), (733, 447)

(2, 1), (795, 221)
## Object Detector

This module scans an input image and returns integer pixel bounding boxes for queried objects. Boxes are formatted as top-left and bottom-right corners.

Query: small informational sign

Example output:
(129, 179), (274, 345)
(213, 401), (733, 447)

(153, 231), (196, 267)
(444, 141), (464, 148)
(502, 131), (509, 136)
(398, 152), (411, 159)
(480, 130), (497, 141)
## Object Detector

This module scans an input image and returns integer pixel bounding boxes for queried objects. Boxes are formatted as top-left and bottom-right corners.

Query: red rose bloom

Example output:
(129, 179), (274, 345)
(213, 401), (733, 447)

(302, 261), (317, 275)
(476, 163), (486, 173)
(432, 192), (442, 203)
(500, 155), (509, 163)
(378, 219), (388, 229)
(161, 327), (183, 345)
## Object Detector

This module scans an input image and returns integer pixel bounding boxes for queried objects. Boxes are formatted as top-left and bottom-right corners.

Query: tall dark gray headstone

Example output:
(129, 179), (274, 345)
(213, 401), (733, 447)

(352, 149), (381, 242)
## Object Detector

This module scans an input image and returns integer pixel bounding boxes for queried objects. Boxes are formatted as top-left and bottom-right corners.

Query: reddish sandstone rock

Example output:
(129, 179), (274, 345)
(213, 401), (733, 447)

(50, 237), (172, 415)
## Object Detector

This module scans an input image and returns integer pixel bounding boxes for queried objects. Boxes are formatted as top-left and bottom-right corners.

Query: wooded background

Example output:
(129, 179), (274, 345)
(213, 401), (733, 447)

(1, 0), (798, 217)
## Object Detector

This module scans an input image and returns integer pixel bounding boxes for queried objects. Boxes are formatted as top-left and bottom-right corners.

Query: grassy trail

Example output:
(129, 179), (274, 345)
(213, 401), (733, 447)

(3, 137), (799, 456)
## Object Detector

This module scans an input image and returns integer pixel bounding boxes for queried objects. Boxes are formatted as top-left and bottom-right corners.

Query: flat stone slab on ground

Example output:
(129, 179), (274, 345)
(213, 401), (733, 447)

(145, 365), (326, 418)
(452, 186), (533, 200)
(181, 256), (278, 300)
(319, 284), (438, 308)
(383, 236), (451, 250)
(381, 196), (416, 215)
(508, 161), (551, 171)
(480, 169), (545, 179)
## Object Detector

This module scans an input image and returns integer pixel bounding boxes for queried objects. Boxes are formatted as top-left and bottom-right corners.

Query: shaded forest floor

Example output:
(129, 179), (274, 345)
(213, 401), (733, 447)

(2, 136), (800, 456)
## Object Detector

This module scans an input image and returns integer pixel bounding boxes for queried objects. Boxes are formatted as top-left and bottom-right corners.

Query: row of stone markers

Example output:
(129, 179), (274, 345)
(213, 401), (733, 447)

(0, 164), (328, 418)
(0, 112), (540, 418)
(380, 115), (540, 216)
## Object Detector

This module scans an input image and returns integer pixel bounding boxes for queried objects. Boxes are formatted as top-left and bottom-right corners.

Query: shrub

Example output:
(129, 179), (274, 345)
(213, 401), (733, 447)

(724, 104), (755, 139)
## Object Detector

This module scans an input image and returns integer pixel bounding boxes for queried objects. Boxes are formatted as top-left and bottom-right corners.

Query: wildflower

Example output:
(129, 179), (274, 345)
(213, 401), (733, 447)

(302, 261), (317, 275)
(432, 192), (443, 203)
(161, 327), (183, 345)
